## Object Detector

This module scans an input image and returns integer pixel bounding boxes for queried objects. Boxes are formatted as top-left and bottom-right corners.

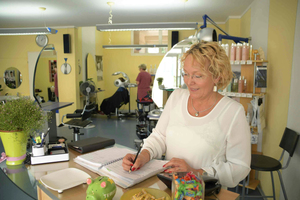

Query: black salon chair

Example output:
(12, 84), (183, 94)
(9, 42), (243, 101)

(241, 127), (299, 200)
(60, 103), (96, 142)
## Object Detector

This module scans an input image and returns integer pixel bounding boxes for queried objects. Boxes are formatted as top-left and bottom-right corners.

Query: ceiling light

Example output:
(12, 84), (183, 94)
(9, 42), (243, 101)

(0, 27), (58, 36)
(102, 44), (168, 49)
(97, 22), (198, 32)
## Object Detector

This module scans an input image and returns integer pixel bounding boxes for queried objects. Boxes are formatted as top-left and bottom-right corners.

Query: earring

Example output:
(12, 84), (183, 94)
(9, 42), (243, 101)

(213, 83), (218, 92)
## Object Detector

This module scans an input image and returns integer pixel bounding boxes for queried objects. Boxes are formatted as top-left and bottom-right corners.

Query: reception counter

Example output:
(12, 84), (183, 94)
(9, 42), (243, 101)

(1, 146), (239, 200)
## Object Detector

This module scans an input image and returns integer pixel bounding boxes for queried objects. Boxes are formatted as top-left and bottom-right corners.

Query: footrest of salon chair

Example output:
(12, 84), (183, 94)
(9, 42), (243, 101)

(65, 119), (92, 128)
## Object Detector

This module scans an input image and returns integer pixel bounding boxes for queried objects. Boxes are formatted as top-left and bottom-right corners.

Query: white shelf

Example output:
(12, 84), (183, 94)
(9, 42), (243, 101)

(219, 92), (253, 98)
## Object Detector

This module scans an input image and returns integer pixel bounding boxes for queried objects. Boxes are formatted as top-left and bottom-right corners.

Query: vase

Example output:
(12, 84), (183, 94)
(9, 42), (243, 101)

(0, 130), (27, 165)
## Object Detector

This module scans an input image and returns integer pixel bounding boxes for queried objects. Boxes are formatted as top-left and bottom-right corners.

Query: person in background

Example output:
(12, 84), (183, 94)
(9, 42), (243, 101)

(123, 41), (251, 188)
(54, 66), (59, 101)
(136, 64), (152, 111)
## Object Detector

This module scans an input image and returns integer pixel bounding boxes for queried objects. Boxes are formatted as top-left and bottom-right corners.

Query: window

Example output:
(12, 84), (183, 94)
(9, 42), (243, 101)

(132, 30), (168, 55)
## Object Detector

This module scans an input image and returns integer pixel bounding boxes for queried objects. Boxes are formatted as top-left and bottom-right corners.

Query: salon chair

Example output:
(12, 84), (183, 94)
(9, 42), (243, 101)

(100, 87), (129, 117)
(241, 127), (299, 200)
(60, 103), (96, 142)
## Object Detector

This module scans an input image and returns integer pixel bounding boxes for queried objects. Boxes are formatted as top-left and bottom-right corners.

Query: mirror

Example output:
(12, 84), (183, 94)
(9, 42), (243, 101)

(3, 67), (22, 89)
(33, 44), (57, 104)
(152, 38), (194, 108)
(60, 62), (71, 74)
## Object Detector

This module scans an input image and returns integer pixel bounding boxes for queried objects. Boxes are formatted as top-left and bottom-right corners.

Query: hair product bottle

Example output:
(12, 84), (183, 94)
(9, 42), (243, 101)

(236, 43), (242, 61)
(232, 78), (238, 92)
(224, 44), (229, 57)
(227, 82), (232, 92)
(242, 43), (247, 61)
(249, 45), (253, 60)
(230, 43), (236, 61)
(243, 78), (247, 93)
(246, 43), (250, 60)
(238, 76), (244, 93)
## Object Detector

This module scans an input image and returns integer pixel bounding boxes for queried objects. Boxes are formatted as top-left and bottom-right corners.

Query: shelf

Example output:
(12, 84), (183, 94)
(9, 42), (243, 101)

(230, 60), (268, 65)
(219, 92), (265, 98)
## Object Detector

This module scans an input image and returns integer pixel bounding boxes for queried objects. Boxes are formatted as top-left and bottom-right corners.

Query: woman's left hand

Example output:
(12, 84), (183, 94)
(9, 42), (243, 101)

(163, 158), (195, 173)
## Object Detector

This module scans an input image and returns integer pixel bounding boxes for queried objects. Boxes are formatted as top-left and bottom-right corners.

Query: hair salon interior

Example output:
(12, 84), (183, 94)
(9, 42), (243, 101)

(0, 0), (300, 199)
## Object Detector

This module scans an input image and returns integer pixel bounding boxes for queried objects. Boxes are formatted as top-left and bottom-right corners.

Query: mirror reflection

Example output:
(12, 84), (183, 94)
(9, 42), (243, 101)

(34, 45), (57, 103)
(4, 67), (22, 89)
(152, 38), (194, 108)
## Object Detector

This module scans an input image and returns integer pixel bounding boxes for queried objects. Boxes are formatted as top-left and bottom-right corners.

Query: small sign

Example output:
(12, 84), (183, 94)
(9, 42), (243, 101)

(241, 60), (246, 65)
(247, 60), (253, 65)
(246, 93), (253, 98)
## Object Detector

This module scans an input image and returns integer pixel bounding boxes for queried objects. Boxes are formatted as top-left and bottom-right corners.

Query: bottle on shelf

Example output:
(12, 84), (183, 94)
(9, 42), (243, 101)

(225, 44), (229, 57)
(246, 43), (250, 60)
(238, 76), (244, 93)
(230, 43), (236, 61)
(243, 78), (247, 93)
(227, 82), (232, 92)
(232, 78), (238, 92)
(150, 65), (153, 74)
(236, 43), (242, 61)
(249, 45), (253, 60)
(242, 43), (247, 61)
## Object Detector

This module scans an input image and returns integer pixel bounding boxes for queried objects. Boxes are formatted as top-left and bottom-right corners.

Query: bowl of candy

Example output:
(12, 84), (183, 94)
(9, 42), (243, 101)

(172, 171), (204, 200)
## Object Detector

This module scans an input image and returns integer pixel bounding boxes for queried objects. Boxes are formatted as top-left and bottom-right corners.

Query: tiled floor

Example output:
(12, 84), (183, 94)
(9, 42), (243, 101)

(57, 114), (140, 149)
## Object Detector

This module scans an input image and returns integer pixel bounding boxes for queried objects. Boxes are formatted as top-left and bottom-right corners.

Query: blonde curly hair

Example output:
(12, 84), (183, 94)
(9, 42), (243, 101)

(181, 41), (233, 90)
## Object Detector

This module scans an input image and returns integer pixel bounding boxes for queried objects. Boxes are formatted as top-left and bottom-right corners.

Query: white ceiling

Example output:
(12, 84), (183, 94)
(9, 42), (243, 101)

(0, 0), (254, 28)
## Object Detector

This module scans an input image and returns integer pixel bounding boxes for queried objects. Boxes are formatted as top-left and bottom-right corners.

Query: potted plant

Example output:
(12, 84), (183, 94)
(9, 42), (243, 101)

(156, 77), (163, 86)
(0, 97), (47, 165)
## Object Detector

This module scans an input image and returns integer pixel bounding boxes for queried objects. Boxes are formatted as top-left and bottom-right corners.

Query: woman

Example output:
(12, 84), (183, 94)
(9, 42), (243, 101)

(123, 42), (251, 187)
(136, 64), (152, 112)
(136, 64), (152, 100)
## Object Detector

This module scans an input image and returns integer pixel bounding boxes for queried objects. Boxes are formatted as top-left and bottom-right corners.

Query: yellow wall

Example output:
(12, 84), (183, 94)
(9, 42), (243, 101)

(261, 0), (298, 197)
(240, 9), (251, 38)
(225, 18), (241, 38)
(0, 28), (80, 123)
(0, 35), (39, 96)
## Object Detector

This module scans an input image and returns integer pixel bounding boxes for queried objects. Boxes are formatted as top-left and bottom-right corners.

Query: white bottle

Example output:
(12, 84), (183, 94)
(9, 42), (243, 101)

(149, 65), (153, 74)
(246, 112), (251, 125)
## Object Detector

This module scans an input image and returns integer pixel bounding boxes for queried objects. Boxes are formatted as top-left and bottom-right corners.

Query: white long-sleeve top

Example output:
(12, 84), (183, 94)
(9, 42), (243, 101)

(143, 88), (251, 187)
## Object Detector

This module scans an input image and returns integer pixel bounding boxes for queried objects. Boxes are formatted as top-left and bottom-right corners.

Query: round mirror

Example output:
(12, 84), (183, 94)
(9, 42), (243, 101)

(61, 63), (71, 74)
(152, 38), (194, 108)
(3, 67), (22, 89)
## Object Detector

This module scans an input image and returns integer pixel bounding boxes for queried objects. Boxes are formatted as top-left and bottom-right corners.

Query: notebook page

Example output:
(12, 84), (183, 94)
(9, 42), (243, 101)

(76, 146), (136, 168)
(103, 159), (168, 183)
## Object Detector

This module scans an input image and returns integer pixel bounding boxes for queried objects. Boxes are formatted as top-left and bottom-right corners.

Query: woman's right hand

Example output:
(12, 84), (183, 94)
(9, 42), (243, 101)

(122, 149), (150, 172)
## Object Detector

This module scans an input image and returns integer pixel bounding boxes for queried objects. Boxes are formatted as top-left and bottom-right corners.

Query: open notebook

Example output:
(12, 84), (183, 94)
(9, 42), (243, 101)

(74, 146), (168, 188)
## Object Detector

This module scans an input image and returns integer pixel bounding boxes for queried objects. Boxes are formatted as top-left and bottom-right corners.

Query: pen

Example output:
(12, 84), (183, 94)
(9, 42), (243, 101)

(40, 128), (50, 147)
(129, 143), (143, 173)
(30, 135), (36, 144)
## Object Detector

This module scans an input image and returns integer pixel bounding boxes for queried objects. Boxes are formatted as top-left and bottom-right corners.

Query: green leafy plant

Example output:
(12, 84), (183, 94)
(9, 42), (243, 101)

(0, 97), (47, 136)
(156, 77), (163, 82)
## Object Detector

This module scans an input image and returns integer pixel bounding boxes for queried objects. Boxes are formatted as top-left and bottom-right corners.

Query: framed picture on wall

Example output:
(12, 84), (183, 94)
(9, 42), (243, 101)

(95, 55), (103, 81)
